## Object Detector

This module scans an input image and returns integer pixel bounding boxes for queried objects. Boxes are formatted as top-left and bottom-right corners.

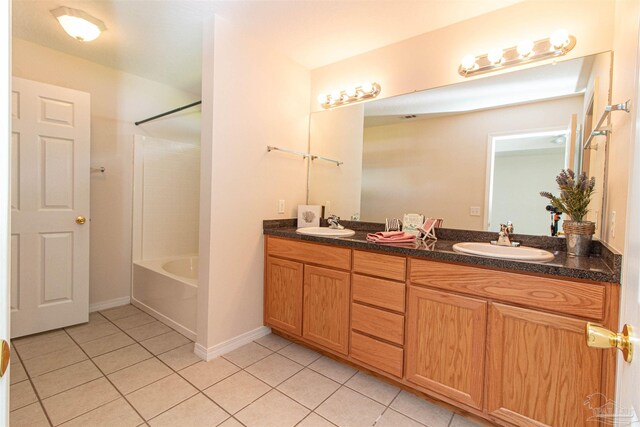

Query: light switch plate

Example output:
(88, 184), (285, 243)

(278, 199), (285, 214)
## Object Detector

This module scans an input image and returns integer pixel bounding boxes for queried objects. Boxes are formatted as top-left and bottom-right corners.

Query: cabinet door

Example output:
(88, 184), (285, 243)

(405, 286), (487, 409)
(265, 257), (303, 336)
(487, 303), (603, 427)
(303, 265), (350, 354)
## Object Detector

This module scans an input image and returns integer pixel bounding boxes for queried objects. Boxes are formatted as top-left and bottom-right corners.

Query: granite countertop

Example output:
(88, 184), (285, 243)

(263, 219), (621, 284)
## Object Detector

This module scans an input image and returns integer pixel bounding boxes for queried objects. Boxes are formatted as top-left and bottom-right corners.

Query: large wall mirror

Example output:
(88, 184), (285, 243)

(308, 52), (612, 238)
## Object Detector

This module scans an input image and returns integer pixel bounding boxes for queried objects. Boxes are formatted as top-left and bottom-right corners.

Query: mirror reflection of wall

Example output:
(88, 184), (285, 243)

(489, 131), (569, 235)
(308, 52), (612, 238)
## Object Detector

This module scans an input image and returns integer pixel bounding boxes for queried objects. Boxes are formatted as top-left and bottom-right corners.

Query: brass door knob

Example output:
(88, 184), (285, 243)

(0, 340), (9, 378)
(76, 216), (86, 225)
(586, 322), (633, 363)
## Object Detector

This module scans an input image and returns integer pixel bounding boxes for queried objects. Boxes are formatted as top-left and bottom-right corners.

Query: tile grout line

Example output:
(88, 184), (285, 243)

(61, 326), (149, 426)
(15, 308), (460, 427)
(10, 344), (56, 427)
(448, 411), (455, 427)
(98, 307), (236, 425)
(99, 314), (204, 421)
(62, 309), (198, 424)
(238, 339), (388, 425)
(255, 338), (462, 426)
(294, 367), (361, 426)
(175, 336), (343, 423)
(370, 389), (405, 427)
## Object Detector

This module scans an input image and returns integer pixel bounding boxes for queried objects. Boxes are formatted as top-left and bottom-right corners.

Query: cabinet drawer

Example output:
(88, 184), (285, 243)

(410, 259), (606, 320)
(351, 303), (404, 345)
(352, 274), (405, 313)
(267, 237), (351, 270)
(351, 332), (403, 378)
(353, 251), (406, 281)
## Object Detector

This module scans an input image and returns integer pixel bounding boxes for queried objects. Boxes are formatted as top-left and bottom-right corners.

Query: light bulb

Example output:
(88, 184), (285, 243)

(550, 29), (569, 48)
(345, 86), (356, 97)
(317, 93), (327, 104)
(516, 39), (534, 57)
(460, 54), (476, 71)
(330, 90), (341, 103)
(57, 16), (101, 41)
(361, 82), (373, 94)
(51, 7), (106, 42)
(487, 48), (504, 64)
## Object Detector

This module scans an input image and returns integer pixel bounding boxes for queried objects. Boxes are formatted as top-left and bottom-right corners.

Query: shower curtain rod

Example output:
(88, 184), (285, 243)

(134, 100), (202, 126)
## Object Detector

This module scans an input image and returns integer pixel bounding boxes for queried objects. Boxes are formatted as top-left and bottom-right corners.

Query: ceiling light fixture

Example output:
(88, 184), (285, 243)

(458, 30), (576, 77)
(318, 82), (381, 109)
(51, 7), (106, 42)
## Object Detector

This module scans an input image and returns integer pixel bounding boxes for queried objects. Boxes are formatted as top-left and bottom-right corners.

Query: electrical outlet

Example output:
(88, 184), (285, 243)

(610, 211), (616, 238)
(325, 200), (331, 215)
(278, 199), (285, 214)
(469, 206), (481, 217)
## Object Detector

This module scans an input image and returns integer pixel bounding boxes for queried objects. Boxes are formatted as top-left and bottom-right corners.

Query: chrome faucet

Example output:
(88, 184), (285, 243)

(327, 215), (344, 230)
(495, 221), (518, 246)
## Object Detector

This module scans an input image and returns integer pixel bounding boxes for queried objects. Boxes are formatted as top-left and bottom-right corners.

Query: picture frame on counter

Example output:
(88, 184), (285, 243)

(297, 204), (322, 228)
(402, 213), (425, 236)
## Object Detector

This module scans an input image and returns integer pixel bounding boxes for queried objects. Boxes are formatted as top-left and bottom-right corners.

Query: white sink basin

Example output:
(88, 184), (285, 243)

(452, 242), (554, 262)
(296, 227), (356, 237)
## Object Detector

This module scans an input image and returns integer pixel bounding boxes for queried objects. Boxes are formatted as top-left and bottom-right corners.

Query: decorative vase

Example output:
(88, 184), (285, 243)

(562, 221), (596, 257)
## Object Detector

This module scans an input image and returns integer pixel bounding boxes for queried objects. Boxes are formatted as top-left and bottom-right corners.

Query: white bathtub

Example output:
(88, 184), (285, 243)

(132, 256), (198, 340)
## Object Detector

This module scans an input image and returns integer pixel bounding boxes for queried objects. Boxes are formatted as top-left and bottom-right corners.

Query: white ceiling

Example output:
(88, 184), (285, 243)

(363, 54), (595, 127)
(12, 0), (523, 95)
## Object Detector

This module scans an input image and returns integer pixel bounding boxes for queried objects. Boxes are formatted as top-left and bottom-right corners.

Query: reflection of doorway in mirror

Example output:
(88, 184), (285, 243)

(486, 129), (569, 236)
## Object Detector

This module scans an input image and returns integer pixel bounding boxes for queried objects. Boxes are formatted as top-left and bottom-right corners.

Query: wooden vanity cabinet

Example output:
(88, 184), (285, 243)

(265, 237), (352, 355)
(405, 286), (487, 409)
(264, 236), (619, 427)
(486, 303), (603, 427)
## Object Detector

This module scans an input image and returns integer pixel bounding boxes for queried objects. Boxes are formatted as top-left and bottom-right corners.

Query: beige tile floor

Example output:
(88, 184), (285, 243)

(8, 305), (484, 427)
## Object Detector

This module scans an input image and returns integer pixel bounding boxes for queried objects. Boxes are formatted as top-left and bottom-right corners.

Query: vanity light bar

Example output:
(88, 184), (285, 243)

(458, 30), (576, 77)
(318, 82), (381, 109)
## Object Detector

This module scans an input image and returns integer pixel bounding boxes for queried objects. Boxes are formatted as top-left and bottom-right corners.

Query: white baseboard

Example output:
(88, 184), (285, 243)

(194, 326), (272, 361)
(89, 296), (131, 313)
(131, 298), (196, 341)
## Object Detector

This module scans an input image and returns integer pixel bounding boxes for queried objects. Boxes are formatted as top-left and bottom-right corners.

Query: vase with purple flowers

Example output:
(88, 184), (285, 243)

(540, 169), (596, 257)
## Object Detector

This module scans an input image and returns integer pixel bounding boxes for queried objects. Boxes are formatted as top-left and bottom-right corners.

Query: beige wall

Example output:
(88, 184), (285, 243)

(360, 96), (584, 230)
(605, 0), (640, 253)
(12, 38), (201, 308)
(309, 104), (364, 219)
(197, 16), (310, 352)
(310, 1), (614, 113)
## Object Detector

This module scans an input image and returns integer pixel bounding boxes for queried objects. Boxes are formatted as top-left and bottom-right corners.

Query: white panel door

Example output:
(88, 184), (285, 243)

(615, 23), (640, 425)
(10, 77), (90, 338)
(1, 2), (11, 422)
